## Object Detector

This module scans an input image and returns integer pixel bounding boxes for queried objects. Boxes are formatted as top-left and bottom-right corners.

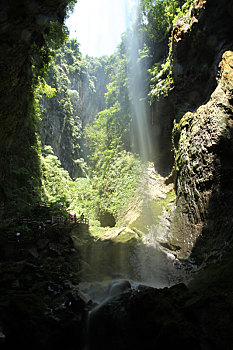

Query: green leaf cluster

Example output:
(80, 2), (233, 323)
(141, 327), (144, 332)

(85, 105), (124, 174)
(84, 36), (132, 172)
(41, 146), (72, 205)
(138, 0), (195, 101)
(93, 151), (143, 221)
(33, 0), (197, 227)
(40, 39), (110, 177)
(40, 146), (98, 222)
(140, 0), (180, 43)
(82, 37), (146, 224)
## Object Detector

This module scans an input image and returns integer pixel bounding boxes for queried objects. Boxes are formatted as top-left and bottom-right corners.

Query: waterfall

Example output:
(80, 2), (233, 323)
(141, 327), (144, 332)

(131, 224), (181, 287)
(78, 224), (183, 350)
(77, 221), (182, 296)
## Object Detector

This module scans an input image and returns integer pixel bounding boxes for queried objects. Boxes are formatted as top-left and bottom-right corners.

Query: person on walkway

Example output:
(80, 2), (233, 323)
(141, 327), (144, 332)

(74, 213), (77, 223)
(81, 213), (84, 222)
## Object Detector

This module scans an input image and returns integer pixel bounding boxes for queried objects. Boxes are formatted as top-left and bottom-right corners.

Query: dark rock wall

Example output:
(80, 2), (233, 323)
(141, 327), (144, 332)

(151, 0), (233, 175)
(173, 50), (233, 262)
(0, 0), (73, 209)
(153, 0), (233, 262)
(0, 224), (86, 350)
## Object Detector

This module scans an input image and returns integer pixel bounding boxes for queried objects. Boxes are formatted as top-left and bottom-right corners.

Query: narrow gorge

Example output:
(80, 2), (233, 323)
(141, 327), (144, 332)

(0, 0), (233, 349)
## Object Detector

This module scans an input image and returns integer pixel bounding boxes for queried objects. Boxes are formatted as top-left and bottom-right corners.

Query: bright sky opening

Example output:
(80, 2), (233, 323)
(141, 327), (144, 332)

(65, 0), (139, 57)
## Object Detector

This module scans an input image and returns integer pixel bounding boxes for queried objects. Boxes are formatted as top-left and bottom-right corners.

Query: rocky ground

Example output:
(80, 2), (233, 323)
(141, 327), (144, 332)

(1, 216), (233, 350)
(1, 166), (233, 350)
(0, 223), (87, 350)
(87, 279), (233, 350)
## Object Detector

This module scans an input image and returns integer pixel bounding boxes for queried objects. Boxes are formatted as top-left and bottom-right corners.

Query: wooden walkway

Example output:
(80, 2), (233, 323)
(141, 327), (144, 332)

(2, 217), (89, 245)
(1, 202), (89, 244)
(18, 215), (89, 225)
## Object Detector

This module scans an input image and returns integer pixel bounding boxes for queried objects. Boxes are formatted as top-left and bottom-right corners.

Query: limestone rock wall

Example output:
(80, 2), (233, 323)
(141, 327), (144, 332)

(155, 0), (233, 262)
(40, 55), (108, 177)
(151, 0), (233, 174)
(172, 51), (233, 261)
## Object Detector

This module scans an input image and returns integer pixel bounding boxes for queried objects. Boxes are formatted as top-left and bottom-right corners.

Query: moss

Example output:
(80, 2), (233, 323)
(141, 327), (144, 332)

(112, 228), (138, 244)
(89, 226), (108, 239)
(129, 189), (176, 234)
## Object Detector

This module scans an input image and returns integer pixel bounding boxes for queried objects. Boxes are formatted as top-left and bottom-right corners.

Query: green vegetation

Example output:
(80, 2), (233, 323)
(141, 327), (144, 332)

(0, 0), (77, 215)
(40, 39), (109, 177)
(37, 0), (194, 229)
(41, 146), (72, 205)
(2, 0), (195, 231)
(39, 39), (83, 177)
(37, 31), (145, 228)
(88, 151), (143, 223)
(138, 0), (196, 101)
(40, 144), (143, 226)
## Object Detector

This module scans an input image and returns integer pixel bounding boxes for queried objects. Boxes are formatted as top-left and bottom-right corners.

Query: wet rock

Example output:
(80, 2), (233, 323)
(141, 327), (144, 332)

(49, 242), (62, 256)
(171, 49), (233, 262)
(87, 282), (233, 350)
(108, 279), (131, 298)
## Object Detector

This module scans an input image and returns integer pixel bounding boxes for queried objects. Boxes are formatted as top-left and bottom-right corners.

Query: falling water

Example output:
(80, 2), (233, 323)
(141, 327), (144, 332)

(71, 4), (184, 349)
(78, 221), (183, 350)
(77, 1), (181, 304)
(131, 224), (182, 287)
(125, 20), (174, 288)
(77, 217), (182, 298)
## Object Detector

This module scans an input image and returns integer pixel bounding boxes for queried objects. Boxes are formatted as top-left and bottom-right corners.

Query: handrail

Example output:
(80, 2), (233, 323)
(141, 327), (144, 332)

(17, 215), (89, 225)
(76, 217), (89, 225)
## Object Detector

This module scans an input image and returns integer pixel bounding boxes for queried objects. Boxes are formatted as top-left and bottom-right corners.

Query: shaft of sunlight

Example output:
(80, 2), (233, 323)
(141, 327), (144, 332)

(128, 35), (153, 161)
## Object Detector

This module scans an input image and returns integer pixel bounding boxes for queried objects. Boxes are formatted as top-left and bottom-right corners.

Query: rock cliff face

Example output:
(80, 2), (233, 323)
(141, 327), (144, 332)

(0, 0), (73, 208)
(151, 0), (233, 264)
(172, 50), (233, 262)
(39, 52), (108, 177)
(152, 0), (233, 174)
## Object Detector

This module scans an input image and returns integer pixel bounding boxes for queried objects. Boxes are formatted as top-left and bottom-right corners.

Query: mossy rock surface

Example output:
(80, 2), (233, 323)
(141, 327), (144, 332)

(129, 189), (176, 234)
